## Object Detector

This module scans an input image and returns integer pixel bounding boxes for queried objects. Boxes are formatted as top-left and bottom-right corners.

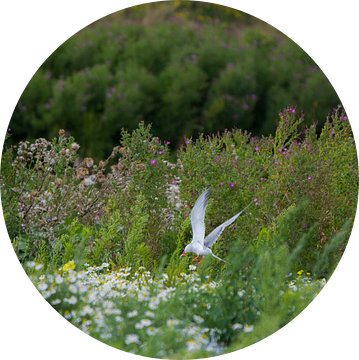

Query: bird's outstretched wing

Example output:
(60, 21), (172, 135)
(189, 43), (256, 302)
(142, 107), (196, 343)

(204, 201), (252, 248)
(190, 187), (212, 246)
(210, 252), (227, 263)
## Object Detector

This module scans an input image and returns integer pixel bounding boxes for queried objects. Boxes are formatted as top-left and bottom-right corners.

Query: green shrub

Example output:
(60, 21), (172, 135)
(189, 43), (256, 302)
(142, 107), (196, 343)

(3, 104), (357, 357)
(3, 107), (356, 274)
(9, 7), (340, 158)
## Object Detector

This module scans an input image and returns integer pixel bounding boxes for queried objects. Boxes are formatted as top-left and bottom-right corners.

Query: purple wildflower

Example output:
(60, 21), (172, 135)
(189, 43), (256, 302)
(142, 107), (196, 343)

(150, 160), (156, 165)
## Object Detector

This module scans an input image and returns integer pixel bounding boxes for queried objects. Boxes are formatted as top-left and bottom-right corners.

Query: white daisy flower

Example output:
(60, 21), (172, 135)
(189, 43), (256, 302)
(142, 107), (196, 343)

(26, 261), (36, 268)
(243, 324), (254, 333)
(193, 315), (204, 323)
(146, 327), (159, 336)
(232, 323), (243, 330)
(125, 334), (140, 344)
(127, 310), (138, 318)
(145, 311), (155, 318)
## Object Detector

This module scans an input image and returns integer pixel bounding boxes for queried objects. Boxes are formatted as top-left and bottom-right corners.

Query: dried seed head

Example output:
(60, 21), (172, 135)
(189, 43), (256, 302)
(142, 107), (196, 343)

(55, 178), (62, 187)
(99, 160), (107, 168)
(84, 158), (94, 168)
(150, 145), (156, 151)
(59, 129), (65, 136)
(60, 148), (67, 157)
(76, 167), (88, 180)
(111, 165), (120, 173)
(137, 163), (146, 171)
(37, 164), (43, 171)
(118, 147), (125, 154)
(83, 175), (96, 187)
(70, 142), (80, 154)
(30, 190), (39, 198)
(98, 173), (106, 184)
(20, 142), (27, 150)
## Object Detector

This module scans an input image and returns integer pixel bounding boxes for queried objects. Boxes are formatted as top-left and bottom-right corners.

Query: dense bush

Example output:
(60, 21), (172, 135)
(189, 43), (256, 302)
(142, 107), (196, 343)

(9, 2), (340, 160)
(1, 106), (357, 356)
(2, 107), (356, 273)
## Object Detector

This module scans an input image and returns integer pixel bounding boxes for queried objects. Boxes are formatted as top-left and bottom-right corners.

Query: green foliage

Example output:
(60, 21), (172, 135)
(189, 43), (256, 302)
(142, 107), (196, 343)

(3, 9), (355, 354)
(0, 129), (121, 264)
(158, 58), (208, 138)
(253, 226), (269, 251)
(45, 64), (112, 159)
(5, 106), (357, 357)
(204, 59), (258, 133)
(117, 192), (150, 268)
(312, 220), (351, 277)
(47, 218), (92, 270)
(8, 3), (340, 159)
(273, 105), (305, 152)
(10, 69), (53, 141)
(91, 208), (123, 265)
(174, 1), (248, 24)
(207, 203), (330, 347)
(103, 65), (159, 136)
(2, 107), (357, 275)
(0, 134), (21, 240)
(177, 107), (356, 272)
(162, 216), (192, 286)
(119, 121), (171, 209)
(26, 202), (341, 357)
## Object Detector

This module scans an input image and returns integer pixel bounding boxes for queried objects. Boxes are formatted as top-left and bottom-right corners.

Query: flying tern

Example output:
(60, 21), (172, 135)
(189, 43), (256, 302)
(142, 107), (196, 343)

(180, 187), (252, 263)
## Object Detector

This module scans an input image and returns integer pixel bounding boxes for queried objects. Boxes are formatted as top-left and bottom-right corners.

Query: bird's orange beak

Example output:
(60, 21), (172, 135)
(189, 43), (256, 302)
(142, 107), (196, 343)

(180, 251), (186, 258)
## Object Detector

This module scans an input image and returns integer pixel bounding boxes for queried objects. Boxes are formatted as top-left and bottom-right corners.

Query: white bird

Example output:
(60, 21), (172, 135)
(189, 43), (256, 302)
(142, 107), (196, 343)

(180, 187), (252, 263)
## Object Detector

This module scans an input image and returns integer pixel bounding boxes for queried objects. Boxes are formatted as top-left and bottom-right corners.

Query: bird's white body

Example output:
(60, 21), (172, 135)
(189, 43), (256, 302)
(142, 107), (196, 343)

(181, 188), (252, 263)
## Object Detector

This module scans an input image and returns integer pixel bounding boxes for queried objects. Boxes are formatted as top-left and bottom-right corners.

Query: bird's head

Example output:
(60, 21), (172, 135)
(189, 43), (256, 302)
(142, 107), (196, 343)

(180, 244), (191, 258)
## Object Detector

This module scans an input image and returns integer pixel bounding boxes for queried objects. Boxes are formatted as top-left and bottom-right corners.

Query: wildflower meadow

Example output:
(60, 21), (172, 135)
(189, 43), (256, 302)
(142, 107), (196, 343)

(1, 104), (357, 358)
